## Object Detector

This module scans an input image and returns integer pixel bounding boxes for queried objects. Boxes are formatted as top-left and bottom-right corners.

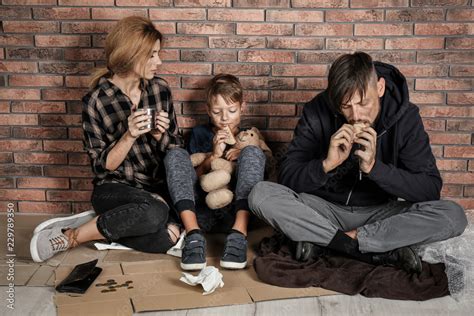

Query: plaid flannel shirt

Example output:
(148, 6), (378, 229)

(82, 76), (183, 189)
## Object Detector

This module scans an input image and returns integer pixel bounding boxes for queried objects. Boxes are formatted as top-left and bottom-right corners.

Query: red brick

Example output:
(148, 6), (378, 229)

(239, 51), (294, 63)
(59, 0), (114, 4)
(0, 189), (45, 201)
(175, 0), (229, 6)
(386, 37), (444, 50)
(267, 38), (324, 50)
(13, 127), (68, 139)
(446, 38), (474, 50)
(0, 114), (38, 125)
(397, 65), (448, 77)
(410, 92), (445, 104)
(157, 63), (211, 75)
(436, 159), (467, 172)
(243, 91), (268, 103)
(68, 153), (89, 165)
(150, 8), (206, 20)
(422, 118), (445, 131)
(64, 48), (105, 61)
(0, 127), (9, 138)
(173, 89), (206, 102)
(416, 23), (473, 35)
(71, 179), (93, 190)
(245, 104), (295, 116)
(326, 9), (383, 22)
(14, 152), (67, 164)
(416, 79), (471, 91)
(181, 76), (212, 89)
(465, 186), (474, 197)
(214, 64), (270, 76)
(0, 6), (32, 19)
(0, 140), (41, 151)
(237, 23), (293, 36)
(40, 114), (82, 126)
(450, 65), (474, 77)
(17, 177), (69, 189)
(444, 147), (474, 159)
(160, 49), (179, 61)
(39, 62), (93, 75)
(240, 117), (267, 129)
(447, 120), (474, 132)
(297, 78), (328, 90)
(0, 178), (14, 189)
(177, 23), (234, 35)
(0, 102), (9, 113)
(62, 22), (114, 34)
(43, 140), (83, 152)
(177, 116), (208, 128)
(66, 101), (84, 114)
(0, 61), (38, 73)
(234, 0), (288, 7)
(441, 172), (474, 183)
(296, 24), (352, 36)
(355, 24), (412, 36)
(156, 76), (180, 88)
(72, 202), (94, 214)
(181, 50), (236, 62)
(417, 52), (473, 63)
(65, 76), (90, 88)
(428, 132), (471, 145)
(0, 89), (40, 100)
(386, 9), (444, 21)
(11, 101), (66, 113)
(3, 21), (59, 33)
(447, 9), (474, 21)
(268, 117), (299, 129)
(0, 153), (13, 163)
(68, 127), (83, 140)
(0, 50), (4, 60)
(351, 0), (408, 7)
(420, 106), (473, 117)
(162, 36), (208, 49)
(44, 166), (93, 178)
(182, 102), (207, 115)
(292, 0), (347, 7)
(35, 35), (90, 47)
(42, 89), (88, 101)
(152, 22), (177, 34)
(447, 93), (474, 105)
(469, 160), (474, 172)
(272, 64), (327, 77)
(7, 48), (62, 60)
(9, 75), (63, 87)
(208, 9), (264, 21)
(441, 184), (463, 197)
(267, 9), (323, 22)
(0, 165), (42, 176)
(298, 52), (347, 64)
(18, 201), (71, 214)
(261, 130), (294, 143)
(209, 37), (265, 49)
(327, 38), (383, 50)
(33, 7), (90, 19)
(47, 190), (91, 202)
(271, 91), (316, 103)
(0, 35), (34, 46)
(240, 78), (294, 90)
(411, 0), (469, 6)
(91, 8), (147, 20)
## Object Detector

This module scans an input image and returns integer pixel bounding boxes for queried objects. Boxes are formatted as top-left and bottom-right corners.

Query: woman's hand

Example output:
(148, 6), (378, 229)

(150, 111), (170, 141)
(127, 109), (151, 139)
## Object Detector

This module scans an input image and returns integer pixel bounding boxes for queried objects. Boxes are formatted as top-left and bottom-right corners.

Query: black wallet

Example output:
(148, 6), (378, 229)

(55, 259), (102, 294)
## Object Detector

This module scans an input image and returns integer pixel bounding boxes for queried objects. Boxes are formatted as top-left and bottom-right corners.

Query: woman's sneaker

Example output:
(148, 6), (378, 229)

(181, 231), (207, 271)
(33, 210), (95, 234)
(220, 232), (247, 269)
(30, 227), (72, 263)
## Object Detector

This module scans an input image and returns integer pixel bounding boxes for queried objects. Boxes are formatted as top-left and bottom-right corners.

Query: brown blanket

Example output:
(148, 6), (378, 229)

(253, 233), (449, 301)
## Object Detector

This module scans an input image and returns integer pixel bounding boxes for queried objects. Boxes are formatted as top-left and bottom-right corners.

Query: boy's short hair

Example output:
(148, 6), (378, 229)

(327, 51), (378, 113)
(206, 73), (243, 107)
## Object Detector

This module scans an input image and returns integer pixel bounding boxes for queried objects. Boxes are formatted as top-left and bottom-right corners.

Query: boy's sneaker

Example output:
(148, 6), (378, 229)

(30, 226), (72, 263)
(33, 210), (96, 234)
(220, 232), (247, 269)
(181, 232), (207, 271)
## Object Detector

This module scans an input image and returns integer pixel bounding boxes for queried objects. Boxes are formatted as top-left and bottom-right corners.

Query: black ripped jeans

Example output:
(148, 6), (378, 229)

(91, 182), (174, 253)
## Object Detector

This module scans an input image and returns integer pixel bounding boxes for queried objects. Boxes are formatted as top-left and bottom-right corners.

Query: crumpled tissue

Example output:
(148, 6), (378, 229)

(180, 266), (224, 295)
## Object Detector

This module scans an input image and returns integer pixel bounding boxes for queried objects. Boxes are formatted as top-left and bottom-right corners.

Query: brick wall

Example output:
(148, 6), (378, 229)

(0, 0), (473, 214)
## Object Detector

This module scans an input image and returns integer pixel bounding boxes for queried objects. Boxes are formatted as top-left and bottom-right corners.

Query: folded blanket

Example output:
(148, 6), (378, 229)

(253, 233), (449, 301)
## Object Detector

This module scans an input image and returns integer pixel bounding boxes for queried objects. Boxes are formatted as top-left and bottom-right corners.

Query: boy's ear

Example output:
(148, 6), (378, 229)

(240, 101), (248, 114)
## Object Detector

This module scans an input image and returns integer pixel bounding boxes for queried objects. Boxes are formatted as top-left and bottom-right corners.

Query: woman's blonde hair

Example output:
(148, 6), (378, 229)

(89, 16), (163, 89)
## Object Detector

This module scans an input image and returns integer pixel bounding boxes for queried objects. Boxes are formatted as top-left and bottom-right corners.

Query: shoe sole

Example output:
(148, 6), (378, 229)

(29, 232), (43, 263)
(220, 260), (247, 270)
(180, 262), (206, 271)
(33, 210), (96, 234)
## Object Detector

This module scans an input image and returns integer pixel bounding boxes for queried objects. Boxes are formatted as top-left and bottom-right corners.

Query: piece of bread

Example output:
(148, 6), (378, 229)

(223, 125), (236, 145)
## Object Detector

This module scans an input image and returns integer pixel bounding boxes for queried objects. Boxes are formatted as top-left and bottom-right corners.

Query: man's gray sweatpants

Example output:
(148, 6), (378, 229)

(248, 181), (468, 253)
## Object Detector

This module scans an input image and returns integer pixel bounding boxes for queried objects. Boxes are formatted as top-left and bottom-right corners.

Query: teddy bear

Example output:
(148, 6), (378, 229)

(190, 127), (271, 210)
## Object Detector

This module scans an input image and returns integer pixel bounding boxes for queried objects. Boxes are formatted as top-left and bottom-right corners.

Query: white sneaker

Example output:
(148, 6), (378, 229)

(30, 227), (71, 263)
(33, 210), (95, 234)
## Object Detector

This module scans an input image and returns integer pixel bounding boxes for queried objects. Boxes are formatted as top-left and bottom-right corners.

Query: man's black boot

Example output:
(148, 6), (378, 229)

(295, 241), (330, 262)
(372, 246), (422, 274)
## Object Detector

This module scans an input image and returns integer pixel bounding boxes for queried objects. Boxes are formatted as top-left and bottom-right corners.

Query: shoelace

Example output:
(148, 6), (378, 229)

(49, 234), (69, 251)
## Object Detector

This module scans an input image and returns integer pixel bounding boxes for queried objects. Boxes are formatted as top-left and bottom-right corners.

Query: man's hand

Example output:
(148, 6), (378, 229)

(323, 124), (355, 173)
(354, 126), (377, 174)
(150, 111), (170, 142)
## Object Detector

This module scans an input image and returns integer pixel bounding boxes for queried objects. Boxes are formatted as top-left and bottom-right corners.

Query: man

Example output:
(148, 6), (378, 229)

(249, 52), (467, 274)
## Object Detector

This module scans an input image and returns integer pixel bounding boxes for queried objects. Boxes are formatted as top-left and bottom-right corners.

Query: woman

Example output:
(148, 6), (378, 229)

(30, 16), (183, 262)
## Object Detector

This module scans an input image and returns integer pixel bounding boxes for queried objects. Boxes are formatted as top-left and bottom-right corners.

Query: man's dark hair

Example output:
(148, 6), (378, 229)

(327, 52), (377, 113)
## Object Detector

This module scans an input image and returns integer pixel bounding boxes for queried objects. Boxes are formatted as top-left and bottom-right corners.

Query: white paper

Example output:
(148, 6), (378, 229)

(179, 266), (224, 295)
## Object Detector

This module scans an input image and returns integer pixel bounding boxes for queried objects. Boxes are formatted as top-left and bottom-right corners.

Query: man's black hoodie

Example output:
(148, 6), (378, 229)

(279, 61), (442, 206)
